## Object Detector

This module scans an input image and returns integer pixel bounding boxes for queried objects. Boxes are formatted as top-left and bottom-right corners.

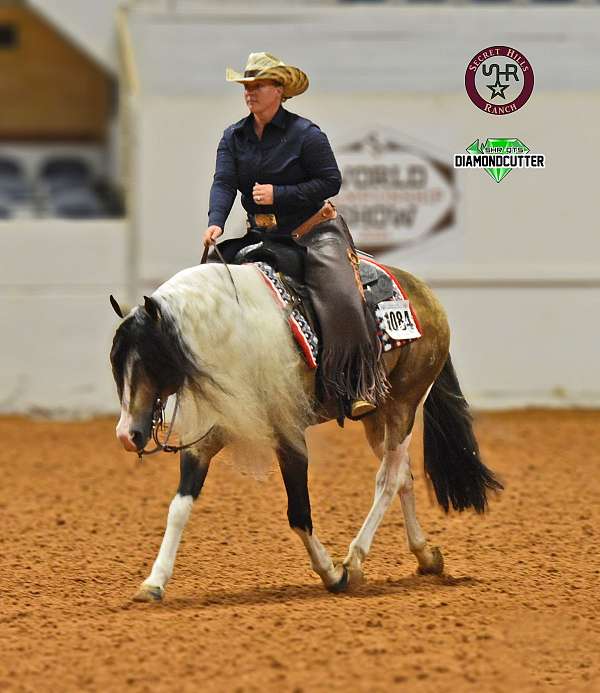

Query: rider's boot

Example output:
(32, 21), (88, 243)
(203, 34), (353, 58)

(293, 213), (389, 419)
(351, 399), (377, 418)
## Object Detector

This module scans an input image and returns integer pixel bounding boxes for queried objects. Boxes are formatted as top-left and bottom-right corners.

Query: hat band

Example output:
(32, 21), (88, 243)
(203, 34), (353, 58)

(244, 69), (261, 77)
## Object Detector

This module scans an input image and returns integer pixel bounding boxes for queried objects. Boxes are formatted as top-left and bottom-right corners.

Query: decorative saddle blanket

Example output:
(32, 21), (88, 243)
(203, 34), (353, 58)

(255, 253), (422, 369)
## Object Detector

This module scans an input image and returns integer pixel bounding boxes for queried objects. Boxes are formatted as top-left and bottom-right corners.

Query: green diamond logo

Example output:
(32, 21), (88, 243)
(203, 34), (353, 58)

(466, 138), (529, 182)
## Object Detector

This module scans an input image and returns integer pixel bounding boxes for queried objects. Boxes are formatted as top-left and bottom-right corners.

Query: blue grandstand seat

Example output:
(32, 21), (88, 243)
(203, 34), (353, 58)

(39, 157), (92, 193)
(49, 185), (106, 219)
(0, 156), (30, 203)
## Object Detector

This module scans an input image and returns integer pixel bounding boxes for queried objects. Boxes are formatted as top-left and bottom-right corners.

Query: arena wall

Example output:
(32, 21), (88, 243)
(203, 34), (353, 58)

(0, 220), (129, 415)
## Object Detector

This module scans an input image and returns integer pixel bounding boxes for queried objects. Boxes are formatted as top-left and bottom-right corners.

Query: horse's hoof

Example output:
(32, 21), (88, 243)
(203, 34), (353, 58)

(345, 564), (366, 590)
(132, 583), (164, 602)
(326, 565), (349, 594)
(417, 546), (444, 576)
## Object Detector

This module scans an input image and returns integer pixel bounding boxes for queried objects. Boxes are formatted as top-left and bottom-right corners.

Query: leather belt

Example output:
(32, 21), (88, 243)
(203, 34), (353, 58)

(291, 200), (337, 240)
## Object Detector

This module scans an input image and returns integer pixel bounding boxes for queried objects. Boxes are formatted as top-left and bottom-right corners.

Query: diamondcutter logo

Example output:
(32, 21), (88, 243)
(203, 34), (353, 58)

(454, 138), (545, 182)
(465, 46), (534, 115)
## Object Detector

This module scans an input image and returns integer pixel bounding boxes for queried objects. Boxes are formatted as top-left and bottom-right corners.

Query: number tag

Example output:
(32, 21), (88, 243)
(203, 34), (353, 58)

(376, 300), (421, 340)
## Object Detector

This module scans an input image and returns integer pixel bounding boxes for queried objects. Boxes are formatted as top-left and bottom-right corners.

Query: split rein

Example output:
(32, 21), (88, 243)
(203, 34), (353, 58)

(201, 238), (240, 304)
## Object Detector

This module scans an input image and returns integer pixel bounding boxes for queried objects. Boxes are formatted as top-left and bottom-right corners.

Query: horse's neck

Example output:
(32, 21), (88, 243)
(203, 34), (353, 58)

(157, 264), (252, 346)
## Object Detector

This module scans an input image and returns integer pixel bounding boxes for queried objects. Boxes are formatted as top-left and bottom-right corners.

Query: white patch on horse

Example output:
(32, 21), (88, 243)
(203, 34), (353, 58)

(344, 432), (413, 574)
(154, 264), (312, 477)
(292, 528), (344, 588)
(144, 494), (194, 590)
(398, 468), (430, 563)
(116, 352), (136, 449)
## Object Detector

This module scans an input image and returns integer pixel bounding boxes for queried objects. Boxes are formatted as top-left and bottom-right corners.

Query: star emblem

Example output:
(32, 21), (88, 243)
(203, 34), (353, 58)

(487, 82), (509, 99)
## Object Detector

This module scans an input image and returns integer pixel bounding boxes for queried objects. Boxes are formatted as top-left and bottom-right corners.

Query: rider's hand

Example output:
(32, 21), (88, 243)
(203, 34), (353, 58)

(253, 183), (274, 205)
(203, 225), (223, 247)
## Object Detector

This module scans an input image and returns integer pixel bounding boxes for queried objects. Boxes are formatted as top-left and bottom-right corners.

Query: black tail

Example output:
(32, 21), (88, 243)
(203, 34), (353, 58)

(423, 355), (503, 513)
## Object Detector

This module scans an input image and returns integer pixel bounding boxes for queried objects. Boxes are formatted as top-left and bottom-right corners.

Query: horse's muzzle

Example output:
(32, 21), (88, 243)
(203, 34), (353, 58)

(116, 412), (152, 453)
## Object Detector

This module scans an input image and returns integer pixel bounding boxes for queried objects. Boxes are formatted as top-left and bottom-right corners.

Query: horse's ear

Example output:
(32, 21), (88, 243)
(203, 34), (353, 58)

(143, 295), (161, 322)
(110, 294), (124, 318)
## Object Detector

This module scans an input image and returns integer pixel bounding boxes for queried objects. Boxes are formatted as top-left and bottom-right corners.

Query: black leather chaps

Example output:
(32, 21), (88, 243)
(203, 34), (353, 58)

(292, 215), (389, 410)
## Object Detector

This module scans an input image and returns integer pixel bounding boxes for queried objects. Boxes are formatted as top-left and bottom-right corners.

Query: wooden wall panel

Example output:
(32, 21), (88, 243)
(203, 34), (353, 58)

(0, 6), (112, 140)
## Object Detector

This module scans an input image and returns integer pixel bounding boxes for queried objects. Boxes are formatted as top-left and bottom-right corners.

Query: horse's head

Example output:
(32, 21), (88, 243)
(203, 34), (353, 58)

(109, 295), (196, 453)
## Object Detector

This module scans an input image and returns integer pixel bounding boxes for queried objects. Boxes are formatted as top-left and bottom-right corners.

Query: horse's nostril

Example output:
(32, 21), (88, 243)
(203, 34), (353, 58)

(131, 430), (144, 449)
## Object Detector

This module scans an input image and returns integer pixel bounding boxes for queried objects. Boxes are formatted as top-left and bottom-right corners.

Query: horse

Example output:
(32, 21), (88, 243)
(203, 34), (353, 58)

(109, 261), (502, 602)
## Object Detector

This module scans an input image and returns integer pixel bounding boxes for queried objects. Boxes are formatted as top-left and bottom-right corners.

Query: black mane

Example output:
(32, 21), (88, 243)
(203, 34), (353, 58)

(110, 302), (214, 400)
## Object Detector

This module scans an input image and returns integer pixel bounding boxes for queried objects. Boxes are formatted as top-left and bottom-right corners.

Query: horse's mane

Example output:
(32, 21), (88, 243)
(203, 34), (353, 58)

(150, 263), (313, 471)
(110, 301), (216, 403)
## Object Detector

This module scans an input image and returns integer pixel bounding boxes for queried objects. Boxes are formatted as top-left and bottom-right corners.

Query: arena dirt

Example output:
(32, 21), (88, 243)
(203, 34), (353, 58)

(1, 410), (599, 692)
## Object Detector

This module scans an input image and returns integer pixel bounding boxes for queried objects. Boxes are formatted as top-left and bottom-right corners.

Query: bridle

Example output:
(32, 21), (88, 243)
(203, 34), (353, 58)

(136, 393), (215, 460)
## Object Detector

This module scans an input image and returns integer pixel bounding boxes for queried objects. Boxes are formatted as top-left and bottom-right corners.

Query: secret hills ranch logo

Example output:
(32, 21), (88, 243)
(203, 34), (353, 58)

(335, 130), (457, 252)
(465, 46), (534, 115)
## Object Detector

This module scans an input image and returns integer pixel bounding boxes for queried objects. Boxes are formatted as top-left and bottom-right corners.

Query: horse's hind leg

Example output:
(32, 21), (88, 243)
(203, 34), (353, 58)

(276, 442), (347, 593)
(342, 410), (412, 587)
(398, 456), (444, 575)
(132, 435), (222, 602)
(343, 397), (443, 585)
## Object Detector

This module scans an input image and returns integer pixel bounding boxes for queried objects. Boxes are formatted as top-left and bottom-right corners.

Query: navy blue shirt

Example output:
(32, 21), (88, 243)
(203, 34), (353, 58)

(208, 105), (342, 235)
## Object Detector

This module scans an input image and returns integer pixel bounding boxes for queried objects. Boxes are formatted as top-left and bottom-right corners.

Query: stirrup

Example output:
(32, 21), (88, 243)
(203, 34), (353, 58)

(350, 399), (377, 418)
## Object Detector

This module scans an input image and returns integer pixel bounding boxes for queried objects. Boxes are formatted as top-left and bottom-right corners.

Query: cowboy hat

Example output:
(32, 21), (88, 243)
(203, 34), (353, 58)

(226, 52), (309, 99)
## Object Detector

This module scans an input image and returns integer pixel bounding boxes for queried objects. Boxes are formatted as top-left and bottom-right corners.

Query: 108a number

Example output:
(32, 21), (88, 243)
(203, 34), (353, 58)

(386, 310), (414, 332)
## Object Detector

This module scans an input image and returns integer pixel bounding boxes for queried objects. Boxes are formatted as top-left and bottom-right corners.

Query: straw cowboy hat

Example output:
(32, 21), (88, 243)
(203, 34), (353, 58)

(226, 52), (309, 99)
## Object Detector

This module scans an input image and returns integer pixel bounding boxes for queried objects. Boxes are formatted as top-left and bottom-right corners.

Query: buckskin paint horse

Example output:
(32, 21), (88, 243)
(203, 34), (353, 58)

(110, 261), (502, 601)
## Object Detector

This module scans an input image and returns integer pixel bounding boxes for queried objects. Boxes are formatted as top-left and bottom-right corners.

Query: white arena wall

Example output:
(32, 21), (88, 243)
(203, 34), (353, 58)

(0, 220), (130, 415)
(1, 4), (599, 416)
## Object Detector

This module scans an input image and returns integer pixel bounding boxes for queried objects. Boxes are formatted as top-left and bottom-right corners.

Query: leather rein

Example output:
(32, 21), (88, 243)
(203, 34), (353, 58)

(201, 238), (240, 304)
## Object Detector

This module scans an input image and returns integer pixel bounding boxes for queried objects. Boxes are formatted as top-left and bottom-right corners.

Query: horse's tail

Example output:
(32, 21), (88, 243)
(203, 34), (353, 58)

(423, 354), (503, 513)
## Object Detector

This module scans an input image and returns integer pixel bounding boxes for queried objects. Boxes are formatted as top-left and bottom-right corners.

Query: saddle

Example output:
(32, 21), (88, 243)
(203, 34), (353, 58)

(233, 239), (396, 313)
(231, 238), (421, 368)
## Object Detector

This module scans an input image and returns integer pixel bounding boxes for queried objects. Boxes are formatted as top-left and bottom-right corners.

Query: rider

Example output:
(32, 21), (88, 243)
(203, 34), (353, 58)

(202, 52), (388, 420)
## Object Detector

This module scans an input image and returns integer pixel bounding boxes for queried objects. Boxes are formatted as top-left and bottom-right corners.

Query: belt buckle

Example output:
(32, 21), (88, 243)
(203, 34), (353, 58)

(255, 213), (277, 229)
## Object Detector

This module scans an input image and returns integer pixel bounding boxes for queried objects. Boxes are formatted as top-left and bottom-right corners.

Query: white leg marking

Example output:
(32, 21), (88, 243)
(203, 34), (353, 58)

(397, 381), (442, 571)
(399, 477), (428, 554)
(292, 528), (344, 588)
(144, 494), (193, 590)
(398, 457), (441, 571)
(345, 433), (412, 572)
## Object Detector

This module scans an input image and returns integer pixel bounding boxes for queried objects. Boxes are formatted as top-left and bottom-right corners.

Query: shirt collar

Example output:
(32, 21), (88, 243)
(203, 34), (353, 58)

(234, 105), (288, 133)
(269, 105), (287, 130)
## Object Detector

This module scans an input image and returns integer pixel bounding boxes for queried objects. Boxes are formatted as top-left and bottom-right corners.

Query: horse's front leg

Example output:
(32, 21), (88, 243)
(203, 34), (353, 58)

(276, 442), (347, 593)
(133, 440), (220, 602)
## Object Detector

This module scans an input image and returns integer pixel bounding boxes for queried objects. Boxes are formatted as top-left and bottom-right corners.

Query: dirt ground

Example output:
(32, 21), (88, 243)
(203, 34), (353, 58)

(1, 409), (599, 693)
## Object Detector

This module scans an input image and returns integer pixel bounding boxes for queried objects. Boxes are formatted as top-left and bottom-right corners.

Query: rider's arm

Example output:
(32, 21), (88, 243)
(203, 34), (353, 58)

(272, 126), (342, 209)
(208, 132), (238, 229)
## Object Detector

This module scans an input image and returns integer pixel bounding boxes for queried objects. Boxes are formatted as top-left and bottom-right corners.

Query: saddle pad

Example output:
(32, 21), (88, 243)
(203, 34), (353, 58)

(255, 262), (319, 368)
(358, 256), (423, 353)
(254, 260), (421, 369)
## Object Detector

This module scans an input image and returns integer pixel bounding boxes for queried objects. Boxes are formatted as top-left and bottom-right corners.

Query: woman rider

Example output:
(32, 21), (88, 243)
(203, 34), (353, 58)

(202, 52), (388, 420)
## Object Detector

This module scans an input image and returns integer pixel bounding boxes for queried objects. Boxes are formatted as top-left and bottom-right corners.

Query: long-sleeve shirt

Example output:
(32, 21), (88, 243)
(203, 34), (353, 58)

(208, 105), (342, 235)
